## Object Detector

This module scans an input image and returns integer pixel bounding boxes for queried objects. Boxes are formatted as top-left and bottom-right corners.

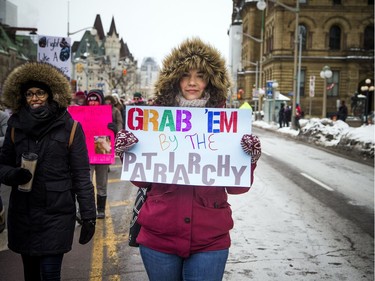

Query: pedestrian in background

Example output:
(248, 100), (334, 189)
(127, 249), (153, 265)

(295, 103), (302, 129)
(284, 105), (291, 127)
(337, 100), (348, 122)
(112, 93), (126, 124)
(74, 91), (86, 106)
(0, 62), (96, 281)
(0, 107), (9, 233)
(278, 103), (286, 128)
(86, 90), (116, 219)
(115, 38), (262, 281)
(131, 92), (146, 105)
(104, 95), (124, 133)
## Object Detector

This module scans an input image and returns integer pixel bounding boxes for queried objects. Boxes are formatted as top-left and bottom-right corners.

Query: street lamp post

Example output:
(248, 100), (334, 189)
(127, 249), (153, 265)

(257, 0), (299, 129)
(67, 2), (97, 37)
(320, 65), (333, 118)
(271, 81), (279, 123)
(360, 78), (374, 125)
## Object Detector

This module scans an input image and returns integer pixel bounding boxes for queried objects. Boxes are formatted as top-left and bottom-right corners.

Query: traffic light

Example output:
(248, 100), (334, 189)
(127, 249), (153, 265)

(76, 63), (83, 73)
(71, 79), (77, 93)
(237, 89), (244, 100)
(122, 69), (127, 76)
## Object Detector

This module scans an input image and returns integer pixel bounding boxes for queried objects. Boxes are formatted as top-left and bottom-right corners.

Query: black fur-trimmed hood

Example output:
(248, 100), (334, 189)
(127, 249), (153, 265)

(153, 38), (231, 107)
(1, 62), (71, 113)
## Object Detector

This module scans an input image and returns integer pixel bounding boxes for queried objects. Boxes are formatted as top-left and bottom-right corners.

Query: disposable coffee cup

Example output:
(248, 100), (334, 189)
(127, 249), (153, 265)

(18, 152), (38, 192)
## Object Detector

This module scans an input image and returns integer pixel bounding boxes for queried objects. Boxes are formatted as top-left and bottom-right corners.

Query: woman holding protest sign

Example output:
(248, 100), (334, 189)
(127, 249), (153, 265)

(115, 38), (261, 281)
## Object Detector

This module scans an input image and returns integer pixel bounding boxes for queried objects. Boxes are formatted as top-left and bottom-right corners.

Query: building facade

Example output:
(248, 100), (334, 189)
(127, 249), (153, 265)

(231, 0), (374, 118)
(139, 57), (160, 101)
(0, 0), (17, 26)
(71, 15), (138, 100)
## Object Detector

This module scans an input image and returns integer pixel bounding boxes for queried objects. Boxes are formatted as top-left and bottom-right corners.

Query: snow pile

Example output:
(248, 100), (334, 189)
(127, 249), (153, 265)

(253, 118), (374, 161)
(300, 118), (350, 147)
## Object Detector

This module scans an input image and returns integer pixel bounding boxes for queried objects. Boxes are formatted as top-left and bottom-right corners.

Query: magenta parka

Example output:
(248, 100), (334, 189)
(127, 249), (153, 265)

(132, 38), (257, 258)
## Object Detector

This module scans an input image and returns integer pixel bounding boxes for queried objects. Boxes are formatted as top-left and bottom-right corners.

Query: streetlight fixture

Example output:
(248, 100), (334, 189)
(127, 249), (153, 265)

(320, 65), (333, 118)
(68, 27), (97, 37)
(257, 0), (300, 129)
(67, 1), (97, 37)
(360, 78), (374, 125)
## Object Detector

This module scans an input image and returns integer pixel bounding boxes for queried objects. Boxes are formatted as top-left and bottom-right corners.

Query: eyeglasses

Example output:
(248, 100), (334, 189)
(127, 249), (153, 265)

(24, 90), (47, 99)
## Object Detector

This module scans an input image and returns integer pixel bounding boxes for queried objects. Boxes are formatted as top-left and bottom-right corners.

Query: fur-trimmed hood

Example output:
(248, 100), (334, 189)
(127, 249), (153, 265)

(153, 38), (231, 107)
(1, 62), (71, 113)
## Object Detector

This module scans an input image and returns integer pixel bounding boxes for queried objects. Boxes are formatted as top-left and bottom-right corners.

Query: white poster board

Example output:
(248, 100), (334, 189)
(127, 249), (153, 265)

(37, 36), (71, 79)
(121, 106), (253, 187)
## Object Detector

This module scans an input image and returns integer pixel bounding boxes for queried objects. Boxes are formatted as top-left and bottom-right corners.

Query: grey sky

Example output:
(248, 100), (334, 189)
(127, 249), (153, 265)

(10, 0), (232, 66)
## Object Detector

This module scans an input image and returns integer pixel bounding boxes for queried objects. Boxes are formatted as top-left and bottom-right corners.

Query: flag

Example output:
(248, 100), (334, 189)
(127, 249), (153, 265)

(326, 83), (335, 90)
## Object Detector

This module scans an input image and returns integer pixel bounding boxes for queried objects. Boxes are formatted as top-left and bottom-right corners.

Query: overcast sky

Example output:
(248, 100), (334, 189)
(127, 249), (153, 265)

(10, 0), (233, 66)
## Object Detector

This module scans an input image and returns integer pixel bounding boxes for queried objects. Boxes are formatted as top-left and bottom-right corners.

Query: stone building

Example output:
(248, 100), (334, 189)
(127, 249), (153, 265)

(71, 14), (138, 99)
(230, 0), (374, 118)
(139, 57), (160, 101)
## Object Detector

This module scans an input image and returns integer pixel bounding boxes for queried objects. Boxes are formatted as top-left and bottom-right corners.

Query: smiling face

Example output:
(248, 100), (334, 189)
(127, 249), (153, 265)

(24, 87), (49, 109)
(179, 69), (208, 100)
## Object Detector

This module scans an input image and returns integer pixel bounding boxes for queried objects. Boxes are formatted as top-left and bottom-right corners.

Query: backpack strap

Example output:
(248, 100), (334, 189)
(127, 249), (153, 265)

(69, 120), (78, 148)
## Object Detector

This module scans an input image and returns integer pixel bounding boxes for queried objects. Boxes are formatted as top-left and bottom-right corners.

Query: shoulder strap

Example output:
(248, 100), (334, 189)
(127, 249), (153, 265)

(69, 120), (78, 148)
(11, 127), (15, 144)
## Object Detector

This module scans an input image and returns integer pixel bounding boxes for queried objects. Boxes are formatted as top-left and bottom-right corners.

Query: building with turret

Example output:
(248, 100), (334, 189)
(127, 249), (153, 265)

(71, 14), (138, 99)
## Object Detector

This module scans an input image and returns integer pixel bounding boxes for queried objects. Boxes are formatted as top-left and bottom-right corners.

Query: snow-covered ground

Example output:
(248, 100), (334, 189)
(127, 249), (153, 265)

(253, 118), (374, 163)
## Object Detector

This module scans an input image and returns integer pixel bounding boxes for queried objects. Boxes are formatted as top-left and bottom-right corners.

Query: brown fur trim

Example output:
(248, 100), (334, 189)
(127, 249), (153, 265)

(1, 62), (71, 112)
(153, 38), (232, 108)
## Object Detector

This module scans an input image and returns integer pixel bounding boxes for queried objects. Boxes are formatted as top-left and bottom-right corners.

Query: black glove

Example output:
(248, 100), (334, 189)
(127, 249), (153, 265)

(79, 219), (96, 245)
(3, 168), (32, 186)
(107, 123), (117, 134)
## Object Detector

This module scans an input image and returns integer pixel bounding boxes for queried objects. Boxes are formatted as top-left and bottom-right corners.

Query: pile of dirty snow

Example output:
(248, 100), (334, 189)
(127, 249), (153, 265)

(253, 118), (374, 162)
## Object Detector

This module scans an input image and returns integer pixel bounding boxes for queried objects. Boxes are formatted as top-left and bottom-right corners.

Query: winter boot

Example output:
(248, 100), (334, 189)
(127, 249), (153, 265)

(96, 195), (107, 219)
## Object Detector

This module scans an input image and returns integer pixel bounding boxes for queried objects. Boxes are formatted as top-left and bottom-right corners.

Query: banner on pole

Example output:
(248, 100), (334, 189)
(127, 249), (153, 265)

(37, 35), (71, 79)
(121, 106), (253, 187)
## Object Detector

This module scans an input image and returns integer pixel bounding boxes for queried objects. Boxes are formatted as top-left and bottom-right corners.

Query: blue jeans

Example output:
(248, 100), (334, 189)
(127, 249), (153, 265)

(21, 254), (64, 281)
(140, 245), (229, 281)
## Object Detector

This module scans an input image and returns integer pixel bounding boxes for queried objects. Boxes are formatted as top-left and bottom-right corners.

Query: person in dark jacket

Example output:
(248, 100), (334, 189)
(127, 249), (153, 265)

(337, 100), (348, 121)
(115, 38), (262, 281)
(278, 103), (286, 128)
(0, 62), (96, 281)
(284, 105), (291, 127)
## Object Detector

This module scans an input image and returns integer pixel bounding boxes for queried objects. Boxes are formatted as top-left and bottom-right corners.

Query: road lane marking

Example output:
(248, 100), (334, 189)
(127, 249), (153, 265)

(90, 167), (129, 280)
(262, 150), (271, 156)
(300, 172), (334, 192)
(108, 179), (124, 184)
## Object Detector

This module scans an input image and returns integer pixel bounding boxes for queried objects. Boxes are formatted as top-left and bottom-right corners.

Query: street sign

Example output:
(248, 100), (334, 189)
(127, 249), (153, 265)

(309, 75), (315, 97)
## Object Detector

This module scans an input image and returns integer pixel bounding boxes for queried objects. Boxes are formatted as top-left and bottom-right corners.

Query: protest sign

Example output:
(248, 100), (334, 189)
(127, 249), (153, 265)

(37, 35), (71, 79)
(121, 106), (252, 187)
(68, 105), (115, 164)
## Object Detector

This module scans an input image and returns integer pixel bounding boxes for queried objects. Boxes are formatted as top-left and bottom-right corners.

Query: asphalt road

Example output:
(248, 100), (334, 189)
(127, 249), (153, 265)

(0, 127), (373, 280)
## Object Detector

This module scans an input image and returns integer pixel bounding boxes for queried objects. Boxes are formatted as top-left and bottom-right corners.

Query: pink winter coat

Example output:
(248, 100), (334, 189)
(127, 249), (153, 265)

(132, 163), (257, 258)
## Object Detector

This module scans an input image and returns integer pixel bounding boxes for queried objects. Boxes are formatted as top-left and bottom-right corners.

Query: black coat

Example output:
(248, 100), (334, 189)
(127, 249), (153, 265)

(0, 111), (96, 255)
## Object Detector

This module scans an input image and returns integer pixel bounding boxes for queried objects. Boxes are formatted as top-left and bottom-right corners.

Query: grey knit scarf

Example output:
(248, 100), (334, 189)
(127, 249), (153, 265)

(176, 92), (210, 107)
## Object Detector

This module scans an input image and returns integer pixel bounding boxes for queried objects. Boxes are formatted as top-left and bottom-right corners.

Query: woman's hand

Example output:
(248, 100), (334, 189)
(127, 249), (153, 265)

(241, 134), (261, 164)
(115, 130), (139, 160)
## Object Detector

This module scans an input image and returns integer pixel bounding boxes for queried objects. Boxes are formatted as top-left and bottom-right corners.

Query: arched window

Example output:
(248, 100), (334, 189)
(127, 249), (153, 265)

(364, 25), (374, 50)
(299, 25), (307, 50)
(329, 25), (341, 50)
